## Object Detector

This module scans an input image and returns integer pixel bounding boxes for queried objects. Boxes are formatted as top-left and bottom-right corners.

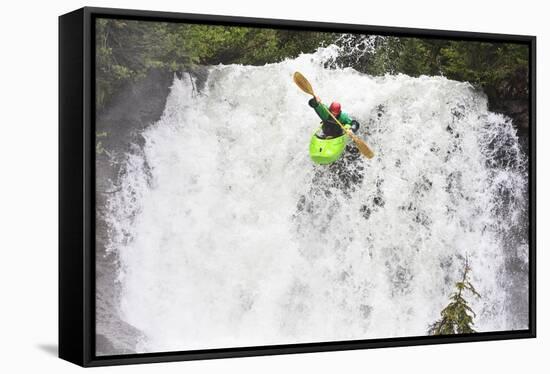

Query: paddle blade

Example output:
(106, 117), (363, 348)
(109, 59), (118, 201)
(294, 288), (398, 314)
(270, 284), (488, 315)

(293, 72), (314, 96)
(349, 132), (375, 159)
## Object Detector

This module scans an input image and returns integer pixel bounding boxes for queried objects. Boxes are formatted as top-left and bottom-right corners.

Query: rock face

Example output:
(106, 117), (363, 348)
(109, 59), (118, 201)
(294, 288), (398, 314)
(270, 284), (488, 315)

(487, 66), (530, 138)
(95, 68), (173, 355)
(96, 68), (175, 154)
(489, 97), (530, 137)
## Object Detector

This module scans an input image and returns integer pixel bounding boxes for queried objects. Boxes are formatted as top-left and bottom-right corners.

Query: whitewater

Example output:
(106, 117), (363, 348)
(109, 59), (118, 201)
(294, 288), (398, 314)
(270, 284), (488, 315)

(104, 46), (528, 353)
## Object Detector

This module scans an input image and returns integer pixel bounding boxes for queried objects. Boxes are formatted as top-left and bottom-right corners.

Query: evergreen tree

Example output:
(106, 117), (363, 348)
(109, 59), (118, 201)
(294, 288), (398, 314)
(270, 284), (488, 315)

(428, 260), (481, 335)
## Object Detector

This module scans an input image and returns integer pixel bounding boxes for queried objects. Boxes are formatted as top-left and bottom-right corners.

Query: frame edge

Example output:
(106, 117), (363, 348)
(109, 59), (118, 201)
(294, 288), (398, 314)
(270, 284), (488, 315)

(59, 7), (86, 367)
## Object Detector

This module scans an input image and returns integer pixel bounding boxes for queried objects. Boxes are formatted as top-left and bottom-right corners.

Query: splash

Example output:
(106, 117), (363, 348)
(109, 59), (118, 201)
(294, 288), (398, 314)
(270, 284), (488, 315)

(105, 47), (528, 353)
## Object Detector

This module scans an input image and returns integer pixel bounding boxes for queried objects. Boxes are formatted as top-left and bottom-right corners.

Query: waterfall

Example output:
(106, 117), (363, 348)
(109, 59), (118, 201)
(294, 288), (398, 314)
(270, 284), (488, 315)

(105, 46), (528, 353)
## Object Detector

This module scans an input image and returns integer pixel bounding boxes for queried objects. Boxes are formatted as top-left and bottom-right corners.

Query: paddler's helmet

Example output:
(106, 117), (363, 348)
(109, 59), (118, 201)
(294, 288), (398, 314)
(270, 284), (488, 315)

(329, 102), (342, 116)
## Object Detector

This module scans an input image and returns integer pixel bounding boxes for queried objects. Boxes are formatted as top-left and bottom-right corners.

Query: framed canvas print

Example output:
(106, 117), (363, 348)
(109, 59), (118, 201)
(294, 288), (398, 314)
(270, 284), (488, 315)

(59, 7), (536, 367)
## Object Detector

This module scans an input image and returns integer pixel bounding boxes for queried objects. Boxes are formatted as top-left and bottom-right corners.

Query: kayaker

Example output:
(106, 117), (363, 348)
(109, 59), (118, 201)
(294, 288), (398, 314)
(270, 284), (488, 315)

(308, 95), (360, 138)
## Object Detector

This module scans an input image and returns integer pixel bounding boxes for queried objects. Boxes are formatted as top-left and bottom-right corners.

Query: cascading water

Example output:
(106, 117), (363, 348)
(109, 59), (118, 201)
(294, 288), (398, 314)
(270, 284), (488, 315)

(105, 45), (528, 353)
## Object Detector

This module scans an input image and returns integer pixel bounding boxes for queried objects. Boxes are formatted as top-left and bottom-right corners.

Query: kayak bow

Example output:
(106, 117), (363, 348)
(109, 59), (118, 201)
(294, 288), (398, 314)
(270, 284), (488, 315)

(309, 128), (349, 165)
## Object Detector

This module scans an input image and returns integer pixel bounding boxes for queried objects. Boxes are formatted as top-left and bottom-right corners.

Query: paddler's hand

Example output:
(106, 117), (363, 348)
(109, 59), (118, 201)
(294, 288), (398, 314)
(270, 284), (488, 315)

(308, 96), (321, 108)
(314, 95), (321, 103)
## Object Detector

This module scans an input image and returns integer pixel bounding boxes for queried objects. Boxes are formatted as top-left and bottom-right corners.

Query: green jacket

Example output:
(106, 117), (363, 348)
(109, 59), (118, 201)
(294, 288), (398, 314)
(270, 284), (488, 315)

(309, 98), (353, 126)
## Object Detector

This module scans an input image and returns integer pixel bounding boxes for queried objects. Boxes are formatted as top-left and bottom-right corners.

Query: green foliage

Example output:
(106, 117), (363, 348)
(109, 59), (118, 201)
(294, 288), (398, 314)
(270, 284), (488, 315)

(353, 36), (528, 101)
(95, 18), (336, 109)
(96, 19), (172, 108)
(438, 41), (529, 97)
(95, 131), (109, 155)
(95, 18), (528, 113)
(428, 260), (481, 335)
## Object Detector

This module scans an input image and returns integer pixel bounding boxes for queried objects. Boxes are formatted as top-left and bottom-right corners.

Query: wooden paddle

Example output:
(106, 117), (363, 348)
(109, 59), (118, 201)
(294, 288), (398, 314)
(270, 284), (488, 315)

(293, 71), (374, 159)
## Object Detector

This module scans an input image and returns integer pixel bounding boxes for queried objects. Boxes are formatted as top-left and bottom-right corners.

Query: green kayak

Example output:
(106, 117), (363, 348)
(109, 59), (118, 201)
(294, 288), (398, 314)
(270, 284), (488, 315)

(309, 128), (349, 165)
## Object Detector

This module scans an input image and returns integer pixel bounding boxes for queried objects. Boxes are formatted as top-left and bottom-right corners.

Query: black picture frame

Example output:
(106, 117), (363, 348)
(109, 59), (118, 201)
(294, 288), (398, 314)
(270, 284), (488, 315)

(59, 6), (536, 367)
